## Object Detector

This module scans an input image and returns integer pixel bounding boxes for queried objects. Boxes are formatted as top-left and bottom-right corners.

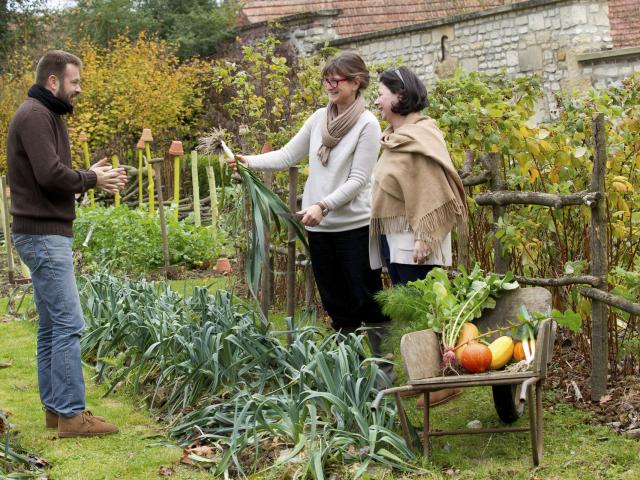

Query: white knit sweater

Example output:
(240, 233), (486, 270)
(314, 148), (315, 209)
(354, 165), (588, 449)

(245, 107), (381, 232)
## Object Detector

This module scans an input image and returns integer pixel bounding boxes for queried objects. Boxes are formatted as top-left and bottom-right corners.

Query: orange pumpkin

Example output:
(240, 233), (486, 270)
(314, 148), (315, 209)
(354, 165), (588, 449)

(461, 343), (492, 373)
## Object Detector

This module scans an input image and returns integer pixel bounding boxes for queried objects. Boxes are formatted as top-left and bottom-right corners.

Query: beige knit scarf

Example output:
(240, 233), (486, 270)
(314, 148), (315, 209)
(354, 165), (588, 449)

(370, 112), (468, 254)
(318, 94), (365, 166)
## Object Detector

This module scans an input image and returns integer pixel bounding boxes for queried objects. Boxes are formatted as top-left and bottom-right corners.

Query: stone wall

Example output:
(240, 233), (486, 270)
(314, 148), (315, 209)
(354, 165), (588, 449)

(331, 0), (638, 118)
(237, 0), (640, 118)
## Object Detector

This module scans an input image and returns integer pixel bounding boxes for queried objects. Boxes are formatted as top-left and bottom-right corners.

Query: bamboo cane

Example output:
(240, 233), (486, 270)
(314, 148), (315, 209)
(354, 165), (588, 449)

(112, 154), (120, 207)
(169, 141), (184, 223)
(141, 128), (154, 215)
(79, 132), (95, 208)
(191, 151), (201, 227)
(207, 158), (219, 226)
(136, 138), (144, 207)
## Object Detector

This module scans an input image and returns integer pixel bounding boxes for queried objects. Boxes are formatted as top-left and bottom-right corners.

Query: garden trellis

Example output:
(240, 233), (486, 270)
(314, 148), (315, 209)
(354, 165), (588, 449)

(456, 113), (640, 401)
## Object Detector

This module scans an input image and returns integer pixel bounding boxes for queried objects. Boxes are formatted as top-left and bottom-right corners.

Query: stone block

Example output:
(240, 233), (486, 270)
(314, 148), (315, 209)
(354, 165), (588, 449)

(594, 13), (610, 27)
(519, 45), (543, 72)
(571, 5), (587, 24)
(556, 49), (566, 62)
(411, 33), (421, 47)
(518, 26), (529, 34)
(506, 50), (519, 66)
(589, 4), (599, 13)
(432, 25), (455, 42)
(434, 57), (458, 78)
(421, 32), (432, 44)
(460, 57), (479, 73)
(515, 14), (528, 26)
(544, 63), (557, 73)
(537, 31), (551, 43)
(529, 13), (545, 31)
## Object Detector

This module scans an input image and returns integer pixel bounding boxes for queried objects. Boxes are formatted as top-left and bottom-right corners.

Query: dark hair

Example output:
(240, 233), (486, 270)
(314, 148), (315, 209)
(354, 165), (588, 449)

(321, 51), (370, 95)
(35, 50), (83, 86)
(379, 66), (428, 115)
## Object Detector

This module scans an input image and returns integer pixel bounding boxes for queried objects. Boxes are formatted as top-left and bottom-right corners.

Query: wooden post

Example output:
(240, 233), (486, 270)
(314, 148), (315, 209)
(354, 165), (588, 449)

(260, 172), (273, 320)
(112, 155), (120, 207)
(305, 263), (315, 310)
(456, 150), (474, 270)
(0, 176), (15, 284)
(191, 151), (201, 227)
(590, 112), (609, 401)
(151, 159), (170, 278)
(485, 152), (509, 274)
(286, 166), (298, 346)
(79, 132), (95, 208)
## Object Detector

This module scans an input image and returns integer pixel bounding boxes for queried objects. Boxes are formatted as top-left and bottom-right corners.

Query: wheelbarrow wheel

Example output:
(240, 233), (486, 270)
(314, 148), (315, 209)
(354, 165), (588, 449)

(492, 384), (525, 424)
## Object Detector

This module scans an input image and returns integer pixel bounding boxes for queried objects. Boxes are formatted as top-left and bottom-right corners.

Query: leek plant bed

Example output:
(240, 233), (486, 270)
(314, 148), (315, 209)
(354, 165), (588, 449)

(78, 271), (415, 478)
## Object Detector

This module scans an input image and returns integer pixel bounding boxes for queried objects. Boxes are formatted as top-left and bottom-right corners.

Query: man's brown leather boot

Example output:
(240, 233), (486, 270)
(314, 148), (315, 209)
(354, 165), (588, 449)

(58, 411), (118, 438)
(46, 409), (105, 429)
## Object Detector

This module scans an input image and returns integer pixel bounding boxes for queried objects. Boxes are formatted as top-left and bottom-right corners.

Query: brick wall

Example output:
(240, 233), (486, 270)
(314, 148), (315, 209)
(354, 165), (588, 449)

(608, 0), (640, 47)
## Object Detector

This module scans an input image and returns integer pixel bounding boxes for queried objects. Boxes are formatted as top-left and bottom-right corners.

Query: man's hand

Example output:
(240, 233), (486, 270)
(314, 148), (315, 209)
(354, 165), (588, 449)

(297, 204), (324, 227)
(413, 240), (431, 264)
(91, 158), (128, 194)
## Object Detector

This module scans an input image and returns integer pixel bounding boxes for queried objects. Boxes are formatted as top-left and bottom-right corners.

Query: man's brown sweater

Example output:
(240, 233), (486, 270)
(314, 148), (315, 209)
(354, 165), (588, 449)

(7, 98), (97, 237)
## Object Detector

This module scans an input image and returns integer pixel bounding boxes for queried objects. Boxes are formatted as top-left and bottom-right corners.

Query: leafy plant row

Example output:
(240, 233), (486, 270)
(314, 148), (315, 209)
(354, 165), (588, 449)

(73, 205), (223, 273)
(78, 271), (416, 478)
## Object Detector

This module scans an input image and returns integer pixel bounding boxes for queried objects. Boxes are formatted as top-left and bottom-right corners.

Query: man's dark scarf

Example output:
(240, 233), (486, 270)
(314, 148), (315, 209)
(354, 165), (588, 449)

(27, 84), (73, 115)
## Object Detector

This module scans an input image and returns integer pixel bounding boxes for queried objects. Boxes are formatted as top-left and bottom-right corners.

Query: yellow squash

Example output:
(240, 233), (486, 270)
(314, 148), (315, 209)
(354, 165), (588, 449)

(488, 336), (514, 370)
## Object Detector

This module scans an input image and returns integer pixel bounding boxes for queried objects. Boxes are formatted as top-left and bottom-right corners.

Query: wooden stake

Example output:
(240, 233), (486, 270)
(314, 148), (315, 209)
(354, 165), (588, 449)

(589, 112), (609, 401)
(137, 148), (144, 207)
(191, 151), (201, 227)
(151, 159), (170, 277)
(81, 136), (95, 207)
(0, 176), (15, 284)
(112, 155), (120, 207)
(146, 144), (155, 215)
(286, 166), (298, 346)
(485, 152), (509, 274)
(206, 162), (218, 226)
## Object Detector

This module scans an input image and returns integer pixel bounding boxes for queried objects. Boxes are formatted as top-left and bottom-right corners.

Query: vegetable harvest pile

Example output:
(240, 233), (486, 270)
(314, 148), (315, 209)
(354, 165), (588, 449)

(375, 264), (583, 375)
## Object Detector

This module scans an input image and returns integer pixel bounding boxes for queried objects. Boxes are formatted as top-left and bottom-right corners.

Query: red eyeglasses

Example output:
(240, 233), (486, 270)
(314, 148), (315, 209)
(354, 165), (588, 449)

(322, 77), (350, 88)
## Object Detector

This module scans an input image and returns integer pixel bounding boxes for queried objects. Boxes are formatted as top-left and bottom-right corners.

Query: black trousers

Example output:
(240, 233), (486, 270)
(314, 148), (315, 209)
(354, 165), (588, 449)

(308, 226), (389, 331)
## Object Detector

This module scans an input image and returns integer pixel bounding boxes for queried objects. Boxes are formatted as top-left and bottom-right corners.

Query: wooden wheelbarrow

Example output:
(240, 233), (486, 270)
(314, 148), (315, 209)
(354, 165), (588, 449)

(372, 287), (556, 466)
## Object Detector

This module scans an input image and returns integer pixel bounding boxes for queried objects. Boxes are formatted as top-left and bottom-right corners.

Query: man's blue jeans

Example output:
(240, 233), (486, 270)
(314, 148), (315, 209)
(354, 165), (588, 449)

(13, 234), (86, 418)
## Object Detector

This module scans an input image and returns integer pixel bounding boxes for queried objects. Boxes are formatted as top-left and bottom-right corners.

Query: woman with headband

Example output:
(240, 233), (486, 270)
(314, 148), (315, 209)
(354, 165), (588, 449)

(371, 66), (468, 402)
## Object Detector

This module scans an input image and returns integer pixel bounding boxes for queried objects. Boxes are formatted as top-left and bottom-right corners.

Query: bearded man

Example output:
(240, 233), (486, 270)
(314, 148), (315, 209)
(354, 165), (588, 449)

(6, 50), (126, 437)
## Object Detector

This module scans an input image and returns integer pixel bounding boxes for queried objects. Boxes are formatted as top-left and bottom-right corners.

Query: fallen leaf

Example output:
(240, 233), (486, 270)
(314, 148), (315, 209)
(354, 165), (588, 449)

(158, 466), (174, 476)
(0, 361), (12, 368)
(599, 394), (612, 404)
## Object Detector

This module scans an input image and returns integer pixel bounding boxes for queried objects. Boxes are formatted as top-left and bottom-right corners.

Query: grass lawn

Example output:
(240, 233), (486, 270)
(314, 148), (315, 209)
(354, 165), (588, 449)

(1, 277), (638, 479)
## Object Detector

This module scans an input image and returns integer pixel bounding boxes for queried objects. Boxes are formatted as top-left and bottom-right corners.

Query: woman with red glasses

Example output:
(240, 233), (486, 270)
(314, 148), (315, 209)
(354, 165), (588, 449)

(228, 52), (393, 380)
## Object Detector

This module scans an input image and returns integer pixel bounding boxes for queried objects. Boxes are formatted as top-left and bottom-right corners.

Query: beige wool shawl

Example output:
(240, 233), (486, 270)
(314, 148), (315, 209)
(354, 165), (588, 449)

(370, 113), (468, 254)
